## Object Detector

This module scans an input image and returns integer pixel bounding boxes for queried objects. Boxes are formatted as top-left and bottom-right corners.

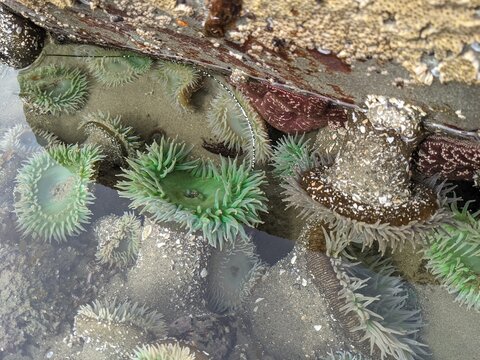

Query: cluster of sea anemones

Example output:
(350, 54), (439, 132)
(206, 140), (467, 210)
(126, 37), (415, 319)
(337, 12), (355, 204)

(14, 143), (103, 242)
(117, 136), (268, 249)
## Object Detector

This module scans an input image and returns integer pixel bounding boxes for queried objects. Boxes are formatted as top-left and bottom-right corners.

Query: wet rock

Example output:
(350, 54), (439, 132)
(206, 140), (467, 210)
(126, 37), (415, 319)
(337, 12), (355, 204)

(0, 4), (45, 69)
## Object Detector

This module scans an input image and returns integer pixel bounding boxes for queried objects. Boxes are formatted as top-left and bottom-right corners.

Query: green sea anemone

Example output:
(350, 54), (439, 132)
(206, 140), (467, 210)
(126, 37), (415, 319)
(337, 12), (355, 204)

(94, 212), (141, 268)
(80, 111), (142, 166)
(86, 49), (152, 87)
(157, 60), (203, 112)
(19, 64), (89, 115)
(0, 124), (60, 155)
(206, 85), (272, 165)
(75, 298), (167, 358)
(132, 342), (199, 360)
(425, 203), (480, 311)
(271, 134), (315, 178)
(206, 235), (266, 313)
(117, 136), (268, 249)
(321, 351), (368, 360)
(14, 144), (102, 242)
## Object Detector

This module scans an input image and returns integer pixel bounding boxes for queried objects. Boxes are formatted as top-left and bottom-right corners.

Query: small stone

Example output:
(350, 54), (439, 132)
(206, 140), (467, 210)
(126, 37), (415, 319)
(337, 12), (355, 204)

(200, 268), (208, 278)
(290, 255), (297, 264)
(314, 325), (322, 331)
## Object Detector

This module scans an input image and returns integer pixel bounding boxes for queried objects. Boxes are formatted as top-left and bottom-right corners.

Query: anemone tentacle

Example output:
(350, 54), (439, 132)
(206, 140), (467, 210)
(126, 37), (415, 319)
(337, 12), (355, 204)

(117, 136), (268, 248)
(271, 134), (315, 179)
(0, 124), (60, 155)
(14, 144), (103, 242)
(19, 64), (89, 115)
(425, 203), (480, 311)
(132, 343), (197, 360)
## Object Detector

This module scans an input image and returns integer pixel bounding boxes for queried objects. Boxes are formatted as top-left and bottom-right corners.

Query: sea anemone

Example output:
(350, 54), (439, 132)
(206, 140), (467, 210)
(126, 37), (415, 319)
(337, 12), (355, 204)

(132, 342), (201, 360)
(94, 212), (141, 268)
(86, 49), (152, 87)
(271, 134), (315, 179)
(117, 136), (268, 249)
(79, 111), (141, 166)
(283, 95), (452, 254)
(157, 60), (203, 111)
(206, 235), (266, 313)
(321, 351), (368, 360)
(424, 203), (480, 311)
(0, 124), (60, 156)
(75, 298), (166, 358)
(14, 144), (102, 242)
(18, 64), (89, 115)
(206, 84), (272, 165)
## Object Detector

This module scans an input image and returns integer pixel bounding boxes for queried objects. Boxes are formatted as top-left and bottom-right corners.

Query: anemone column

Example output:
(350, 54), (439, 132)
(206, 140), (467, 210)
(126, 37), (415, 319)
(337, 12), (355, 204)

(284, 95), (452, 254)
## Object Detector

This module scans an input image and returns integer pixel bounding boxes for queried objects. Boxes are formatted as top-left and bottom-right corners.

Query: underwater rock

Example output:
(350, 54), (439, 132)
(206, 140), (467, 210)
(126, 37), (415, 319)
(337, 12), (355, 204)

(117, 136), (268, 249)
(206, 235), (266, 313)
(0, 4), (45, 69)
(240, 232), (428, 360)
(417, 134), (480, 181)
(132, 341), (209, 360)
(169, 313), (237, 360)
(282, 95), (452, 254)
(86, 48), (152, 87)
(79, 111), (141, 167)
(74, 298), (167, 359)
(424, 203), (480, 312)
(94, 212), (141, 269)
(207, 83), (272, 165)
(238, 81), (348, 134)
(18, 64), (89, 115)
(104, 219), (211, 323)
(14, 144), (103, 242)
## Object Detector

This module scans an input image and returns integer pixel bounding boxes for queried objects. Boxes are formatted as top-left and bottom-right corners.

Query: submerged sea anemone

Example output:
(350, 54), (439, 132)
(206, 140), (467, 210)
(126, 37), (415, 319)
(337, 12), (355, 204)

(425, 203), (480, 311)
(14, 144), (102, 242)
(75, 298), (166, 358)
(117, 136), (268, 249)
(271, 134), (315, 179)
(86, 49), (152, 87)
(321, 351), (368, 360)
(0, 124), (60, 156)
(283, 96), (451, 254)
(132, 342), (202, 360)
(157, 61), (203, 111)
(207, 85), (272, 165)
(79, 111), (141, 166)
(19, 64), (89, 115)
(94, 212), (141, 268)
(206, 235), (266, 313)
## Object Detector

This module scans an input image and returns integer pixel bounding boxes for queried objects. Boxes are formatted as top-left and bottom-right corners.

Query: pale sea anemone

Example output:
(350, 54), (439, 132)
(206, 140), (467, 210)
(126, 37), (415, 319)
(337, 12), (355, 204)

(86, 49), (152, 87)
(206, 85), (272, 165)
(132, 342), (200, 360)
(157, 60), (203, 111)
(18, 64), (89, 115)
(0, 124), (60, 155)
(14, 144), (102, 242)
(75, 298), (166, 358)
(271, 134), (315, 179)
(117, 136), (268, 249)
(321, 351), (368, 360)
(94, 212), (141, 268)
(80, 111), (141, 166)
(206, 235), (266, 313)
(425, 203), (480, 311)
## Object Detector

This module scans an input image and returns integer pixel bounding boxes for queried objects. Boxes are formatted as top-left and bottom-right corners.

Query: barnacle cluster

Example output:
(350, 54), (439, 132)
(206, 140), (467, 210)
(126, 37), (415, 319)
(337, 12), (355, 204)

(117, 136), (268, 249)
(424, 204), (480, 311)
(14, 144), (102, 242)
(19, 64), (89, 115)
